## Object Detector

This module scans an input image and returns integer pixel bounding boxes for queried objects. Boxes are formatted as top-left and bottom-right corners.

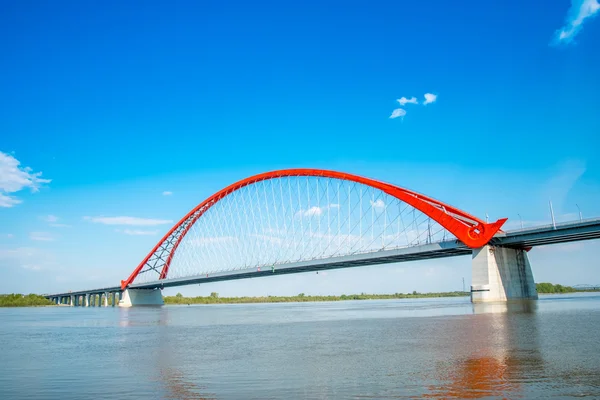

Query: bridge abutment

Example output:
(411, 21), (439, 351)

(471, 245), (538, 303)
(118, 288), (164, 307)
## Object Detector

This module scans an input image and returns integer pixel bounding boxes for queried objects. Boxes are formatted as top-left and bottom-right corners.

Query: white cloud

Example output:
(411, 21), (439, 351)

(189, 236), (237, 246)
(303, 206), (323, 217)
(0, 193), (22, 207)
(29, 232), (55, 242)
(251, 234), (283, 245)
(389, 108), (407, 119)
(50, 223), (71, 228)
(423, 93), (437, 105)
(162, 191), (173, 196)
(294, 204), (341, 219)
(370, 199), (386, 210)
(83, 216), (173, 226)
(0, 151), (51, 207)
(121, 229), (159, 236)
(537, 242), (585, 253)
(2, 233), (14, 238)
(42, 215), (59, 223)
(40, 215), (70, 227)
(21, 264), (42, 271)
(0, 247), (56, 271)
(541, 160), (586, 213)
(397, 96), (418, 106)
(553, 0), (600, 44)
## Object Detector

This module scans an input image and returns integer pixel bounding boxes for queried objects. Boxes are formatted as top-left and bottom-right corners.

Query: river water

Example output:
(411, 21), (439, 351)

(1, 293), (599, 399)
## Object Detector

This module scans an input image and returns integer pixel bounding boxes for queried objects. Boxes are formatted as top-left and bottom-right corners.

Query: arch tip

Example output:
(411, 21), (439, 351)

(466, 218), (507, 248)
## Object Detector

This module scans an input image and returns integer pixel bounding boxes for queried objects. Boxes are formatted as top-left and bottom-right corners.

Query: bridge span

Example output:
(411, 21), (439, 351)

(43, 169), (600, 307)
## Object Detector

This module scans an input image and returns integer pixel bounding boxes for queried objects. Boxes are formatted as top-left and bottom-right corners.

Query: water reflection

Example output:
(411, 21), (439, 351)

(472, 300), (538, 315)
(118, 306), (170, 327)
(425, 302), (545, 399)
(158, 367), (216, 400)
(97, 297), (600, 399)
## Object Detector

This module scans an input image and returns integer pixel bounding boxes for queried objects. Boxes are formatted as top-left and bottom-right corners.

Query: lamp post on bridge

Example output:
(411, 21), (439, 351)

(576, 204), (582, 222)
(517, 214), (523, 230)
(549, 201), (556, 230)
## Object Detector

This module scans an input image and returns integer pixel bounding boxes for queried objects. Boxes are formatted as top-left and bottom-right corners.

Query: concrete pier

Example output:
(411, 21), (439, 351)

(471, 245), (538, 303)
(118, 288), (164, 307)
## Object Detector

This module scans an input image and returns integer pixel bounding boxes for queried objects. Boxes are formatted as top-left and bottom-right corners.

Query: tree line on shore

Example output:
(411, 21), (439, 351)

(535, 282), (578, 293)
(1, 282), (596, 307)
(0, 294), (55, 307)
(163, 290), (470, 304)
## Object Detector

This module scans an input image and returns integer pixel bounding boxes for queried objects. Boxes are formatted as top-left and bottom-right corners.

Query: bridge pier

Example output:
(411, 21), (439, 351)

(471, 245), (538, 303)
(118, 288), (164, 307)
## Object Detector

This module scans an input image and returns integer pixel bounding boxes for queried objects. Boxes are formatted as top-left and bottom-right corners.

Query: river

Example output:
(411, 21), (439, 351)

(1, 293), (599, 399)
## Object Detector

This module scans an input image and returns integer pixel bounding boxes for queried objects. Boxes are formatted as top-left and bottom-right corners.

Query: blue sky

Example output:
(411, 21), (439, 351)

(1, 0), (599, 295)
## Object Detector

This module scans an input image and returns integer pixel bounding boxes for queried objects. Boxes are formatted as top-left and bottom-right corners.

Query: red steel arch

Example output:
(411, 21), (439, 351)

(121, 169), (507, 289)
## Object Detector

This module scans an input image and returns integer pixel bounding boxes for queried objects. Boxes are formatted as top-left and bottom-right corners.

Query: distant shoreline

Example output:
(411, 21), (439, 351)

(2, 283), (598, 307)
(163, 291), (470, 305)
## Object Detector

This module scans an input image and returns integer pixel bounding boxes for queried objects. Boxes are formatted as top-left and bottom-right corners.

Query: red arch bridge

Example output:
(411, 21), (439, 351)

(45, 169), (600, 307)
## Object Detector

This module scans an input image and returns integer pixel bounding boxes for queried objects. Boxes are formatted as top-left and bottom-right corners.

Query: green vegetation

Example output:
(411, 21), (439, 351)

(164, 291), (470, 305)
(535, 282), (576, 294)
(0, 294), (55, 307)
(2, 283), (596, 307)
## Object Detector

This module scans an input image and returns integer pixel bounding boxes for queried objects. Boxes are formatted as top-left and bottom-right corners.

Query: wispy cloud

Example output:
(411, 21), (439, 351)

(189, 236), (237, 246)
(0, 193), (22, 207)
(42, 215), (59, 223)
(50, 223), (71, 228)
(537, 242), (585, 253)
(390, 93), (437, 120)
(370, 199), (386, 210)
(397, 96), (418, 106)
(118, 229), (159, 236)
(552, 0), (600, 44)
(541, 160), (586, 213)
(162, 191), (173, 196)
(83, 216), (173, 226)
(389, 108), (406, 119)
(303, 206), (323, 217)
(251, 234), (283, 245)
(0, 247), (57, 271)
(29, 232), (55, 242)
(0, 151), (51, 207)
(41, 215), (71, 228)
(2, 233), (14, 239)
(423, 93), (437, 105)
(296, 204), (340, 218)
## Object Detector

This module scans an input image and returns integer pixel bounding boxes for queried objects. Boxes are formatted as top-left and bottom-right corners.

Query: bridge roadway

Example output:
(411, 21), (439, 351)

(45, 218), (600, 299)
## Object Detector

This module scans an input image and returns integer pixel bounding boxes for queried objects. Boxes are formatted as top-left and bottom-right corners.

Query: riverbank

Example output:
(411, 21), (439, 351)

(0, 294), (55, 307)
(163, 291), (470, 305)
(3, 283), (597, 307)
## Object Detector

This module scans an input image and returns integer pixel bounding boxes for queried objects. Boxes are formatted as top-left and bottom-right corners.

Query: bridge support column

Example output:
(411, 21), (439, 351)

(471, 245), (538, 303)
(118, 288), (164, 307)
(103, 292), (108, 307)
(84, 294), (90, 307)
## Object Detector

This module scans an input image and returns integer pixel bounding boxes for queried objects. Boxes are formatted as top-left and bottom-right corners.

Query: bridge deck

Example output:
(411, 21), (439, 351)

(45, 218), (600, 298)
